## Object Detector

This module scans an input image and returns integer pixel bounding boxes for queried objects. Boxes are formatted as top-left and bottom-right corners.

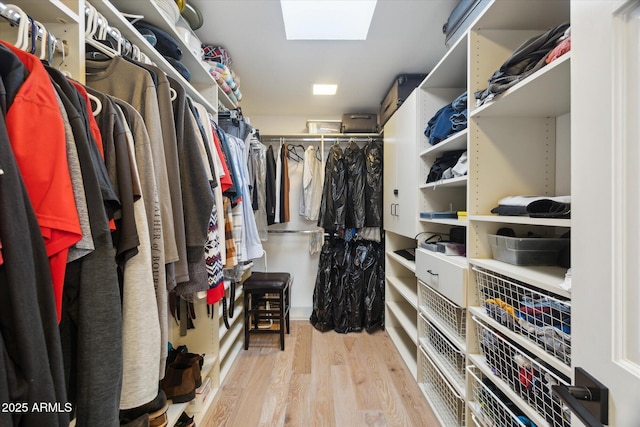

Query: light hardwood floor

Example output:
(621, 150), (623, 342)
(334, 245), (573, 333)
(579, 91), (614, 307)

(201, 321), (441, 427)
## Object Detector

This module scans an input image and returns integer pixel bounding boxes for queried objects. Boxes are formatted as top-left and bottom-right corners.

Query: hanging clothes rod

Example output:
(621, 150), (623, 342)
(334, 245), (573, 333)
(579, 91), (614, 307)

(0, 2), (68, 55)
(267, 229), (323, 234)
(261, 135), (382, 144)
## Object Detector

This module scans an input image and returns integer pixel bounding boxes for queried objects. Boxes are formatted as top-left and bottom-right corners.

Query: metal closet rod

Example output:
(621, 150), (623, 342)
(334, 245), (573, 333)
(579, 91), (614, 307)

(261, 135), (382, 144)
(0, 2), (68, 55)
(267, 228), (324, 234)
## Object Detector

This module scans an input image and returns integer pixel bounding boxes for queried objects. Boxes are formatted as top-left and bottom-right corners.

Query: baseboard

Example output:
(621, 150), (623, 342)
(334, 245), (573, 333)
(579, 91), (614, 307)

(290, 306), (312, 321)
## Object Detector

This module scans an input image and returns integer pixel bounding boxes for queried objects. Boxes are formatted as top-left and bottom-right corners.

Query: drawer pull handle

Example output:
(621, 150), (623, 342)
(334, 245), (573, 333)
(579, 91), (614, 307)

(427, 269), (439, 276)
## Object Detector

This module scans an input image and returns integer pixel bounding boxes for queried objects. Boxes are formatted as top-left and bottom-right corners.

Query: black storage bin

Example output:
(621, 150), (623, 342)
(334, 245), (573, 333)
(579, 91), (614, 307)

(341, 113), (378, 133)
(379, 74), (426, 128)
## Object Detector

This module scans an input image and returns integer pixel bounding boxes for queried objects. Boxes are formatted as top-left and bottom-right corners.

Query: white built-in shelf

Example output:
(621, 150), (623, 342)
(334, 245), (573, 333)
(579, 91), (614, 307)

(386, 250), (416, 273)
(419, 217), (467, 227)
(469, 307), (571, 378)
(219, 318), (243, 361)
(470, 258), (570, 298)
(420, 33), (468, 89)
(166, 402), (188, 427)
(220, 340), (243, 383)
(218, 301), (243, 341)
(420, 176), (468, 189)
(91, 0), (227, 112)
(387, 276), (418, 309)
(262, 132), (382, 141)
(473, 0), (569, 31)
(471, 53), (570, 118)
(387, 301), (417, 345)
(470, 214), (571, 228)
(416, 247), (468, 269)
(14, 0), (79, 22)
(419, 129), (468, 157)
(386, 326), (417, 376)
(468, 354), (548, 427)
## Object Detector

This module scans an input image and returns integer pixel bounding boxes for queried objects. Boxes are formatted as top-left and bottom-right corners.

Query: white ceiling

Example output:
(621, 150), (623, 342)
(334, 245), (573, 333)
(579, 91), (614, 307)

(189, 0), (459, 118)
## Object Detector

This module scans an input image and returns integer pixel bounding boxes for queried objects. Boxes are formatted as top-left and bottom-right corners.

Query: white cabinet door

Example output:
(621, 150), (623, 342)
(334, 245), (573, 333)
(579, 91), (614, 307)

(572, 1), (640, 426)
(383, 91), (419, 238)
(383, 109), (399, 232)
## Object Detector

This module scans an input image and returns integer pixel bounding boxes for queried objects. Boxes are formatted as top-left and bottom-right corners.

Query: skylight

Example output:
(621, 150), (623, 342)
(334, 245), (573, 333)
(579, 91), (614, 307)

(280, 0), (377, 40)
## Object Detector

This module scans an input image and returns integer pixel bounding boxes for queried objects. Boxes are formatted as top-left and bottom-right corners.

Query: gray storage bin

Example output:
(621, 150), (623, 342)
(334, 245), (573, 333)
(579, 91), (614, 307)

(488, 234), (570, 266)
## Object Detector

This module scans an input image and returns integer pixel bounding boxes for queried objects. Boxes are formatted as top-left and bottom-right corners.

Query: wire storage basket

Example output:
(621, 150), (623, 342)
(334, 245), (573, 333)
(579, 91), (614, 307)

(467, 365), (530, 427)
(472, 266), (571, 366)
(473, 316), (571, 427)
(419, 346), (466, 426)
(419, 281), (466, 342)
(419, 313), (466, 390)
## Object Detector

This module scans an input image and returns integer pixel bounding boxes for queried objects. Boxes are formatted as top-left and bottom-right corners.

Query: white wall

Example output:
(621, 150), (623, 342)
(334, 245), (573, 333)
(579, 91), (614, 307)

(248, 114), (342, 135)
(250, 140), (322, 320)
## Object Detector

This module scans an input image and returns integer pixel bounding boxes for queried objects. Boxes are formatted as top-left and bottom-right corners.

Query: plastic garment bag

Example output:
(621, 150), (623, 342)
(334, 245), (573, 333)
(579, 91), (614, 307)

(363, 140), (383, 227)
(310, 240), (336, 331)
(344, 141), (366, 229)
(310, 239), (385, 333)
(317, 144), (346, 230)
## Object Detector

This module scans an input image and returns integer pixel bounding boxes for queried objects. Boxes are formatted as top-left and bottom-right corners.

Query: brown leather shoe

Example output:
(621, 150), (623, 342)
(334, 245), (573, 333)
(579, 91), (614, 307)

(174, 353), (204, 388)
(160, 363), (196, 403)
(120, 390), (168, 424)
(149, 411), (168, 427)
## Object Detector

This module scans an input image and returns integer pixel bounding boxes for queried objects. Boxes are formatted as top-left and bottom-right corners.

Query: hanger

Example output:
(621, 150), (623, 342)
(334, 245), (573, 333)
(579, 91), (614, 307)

(87, 92), (102, 117)
(4, 4), (29, 50)
(37, 20), (48, 60)
(27, 16), (37, 54)
(286, 144), (303, 162)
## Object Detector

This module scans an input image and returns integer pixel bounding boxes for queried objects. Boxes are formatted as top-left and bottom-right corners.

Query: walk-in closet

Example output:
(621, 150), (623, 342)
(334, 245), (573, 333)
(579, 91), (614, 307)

(1, 0), (639, 426)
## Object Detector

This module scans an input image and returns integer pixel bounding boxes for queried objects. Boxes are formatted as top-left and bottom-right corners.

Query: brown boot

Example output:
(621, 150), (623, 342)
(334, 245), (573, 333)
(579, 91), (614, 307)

(160, 363), (196, 403)
(175, 353), (204, 388)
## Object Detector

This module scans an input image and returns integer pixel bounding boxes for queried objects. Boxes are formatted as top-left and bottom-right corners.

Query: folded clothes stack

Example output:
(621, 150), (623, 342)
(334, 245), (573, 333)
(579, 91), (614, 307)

(202, 45), (243, 105)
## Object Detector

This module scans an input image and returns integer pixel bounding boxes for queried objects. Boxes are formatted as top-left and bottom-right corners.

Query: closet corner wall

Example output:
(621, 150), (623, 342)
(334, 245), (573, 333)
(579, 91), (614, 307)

(384, 0), (572, 425)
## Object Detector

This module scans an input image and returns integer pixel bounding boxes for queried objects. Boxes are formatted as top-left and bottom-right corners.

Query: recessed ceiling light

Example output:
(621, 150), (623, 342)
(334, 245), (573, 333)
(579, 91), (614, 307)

(313, 84), (338, 95)
(281, 0), (377, 40)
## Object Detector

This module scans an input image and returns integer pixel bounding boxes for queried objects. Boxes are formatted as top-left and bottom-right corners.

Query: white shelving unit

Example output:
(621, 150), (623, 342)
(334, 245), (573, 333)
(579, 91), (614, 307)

(383, 1), (573, 425)
(90, 0), (237, 116)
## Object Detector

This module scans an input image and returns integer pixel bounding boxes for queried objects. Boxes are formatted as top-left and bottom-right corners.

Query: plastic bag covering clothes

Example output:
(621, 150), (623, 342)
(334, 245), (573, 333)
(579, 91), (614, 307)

(344, 141), (366, 229)
(310, 240), (337, 331)
(365, 242), (385, 331)
(363, 139), (383, 227)
(317, 144), (346, 230)
(310, 239), (385, 333)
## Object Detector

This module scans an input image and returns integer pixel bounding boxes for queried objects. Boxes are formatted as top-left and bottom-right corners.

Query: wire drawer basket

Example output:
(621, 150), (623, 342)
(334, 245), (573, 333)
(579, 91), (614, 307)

(419, 313), (466, 390)
(472, 266), (571, 366)
(419, 281), (466, 342)
(473, 316), (571, 427)
(467, 365), (529, 427)
(419, 346), (466, 426)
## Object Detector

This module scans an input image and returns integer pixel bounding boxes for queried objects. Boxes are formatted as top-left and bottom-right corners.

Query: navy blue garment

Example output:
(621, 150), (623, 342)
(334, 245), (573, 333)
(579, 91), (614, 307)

(133, 21), (182, 60)
(424, 103), (456, 145)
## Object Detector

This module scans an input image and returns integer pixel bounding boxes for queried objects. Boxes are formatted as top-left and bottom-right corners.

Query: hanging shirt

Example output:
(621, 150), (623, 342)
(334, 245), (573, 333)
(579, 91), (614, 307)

(85, 56), (178, 266)
(300, 145), (324, 221)
(274, 143), (282, 223)
(1, 40), (82, 322)
(265, 145), (277, 225)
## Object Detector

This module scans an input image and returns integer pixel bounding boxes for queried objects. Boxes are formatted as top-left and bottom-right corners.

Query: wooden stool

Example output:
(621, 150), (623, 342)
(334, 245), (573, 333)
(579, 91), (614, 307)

(243, 272), (291, 351)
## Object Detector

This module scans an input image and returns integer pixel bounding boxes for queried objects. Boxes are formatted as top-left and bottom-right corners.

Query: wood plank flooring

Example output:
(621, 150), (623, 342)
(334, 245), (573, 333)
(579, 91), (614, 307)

(201, 321), (441, 427)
